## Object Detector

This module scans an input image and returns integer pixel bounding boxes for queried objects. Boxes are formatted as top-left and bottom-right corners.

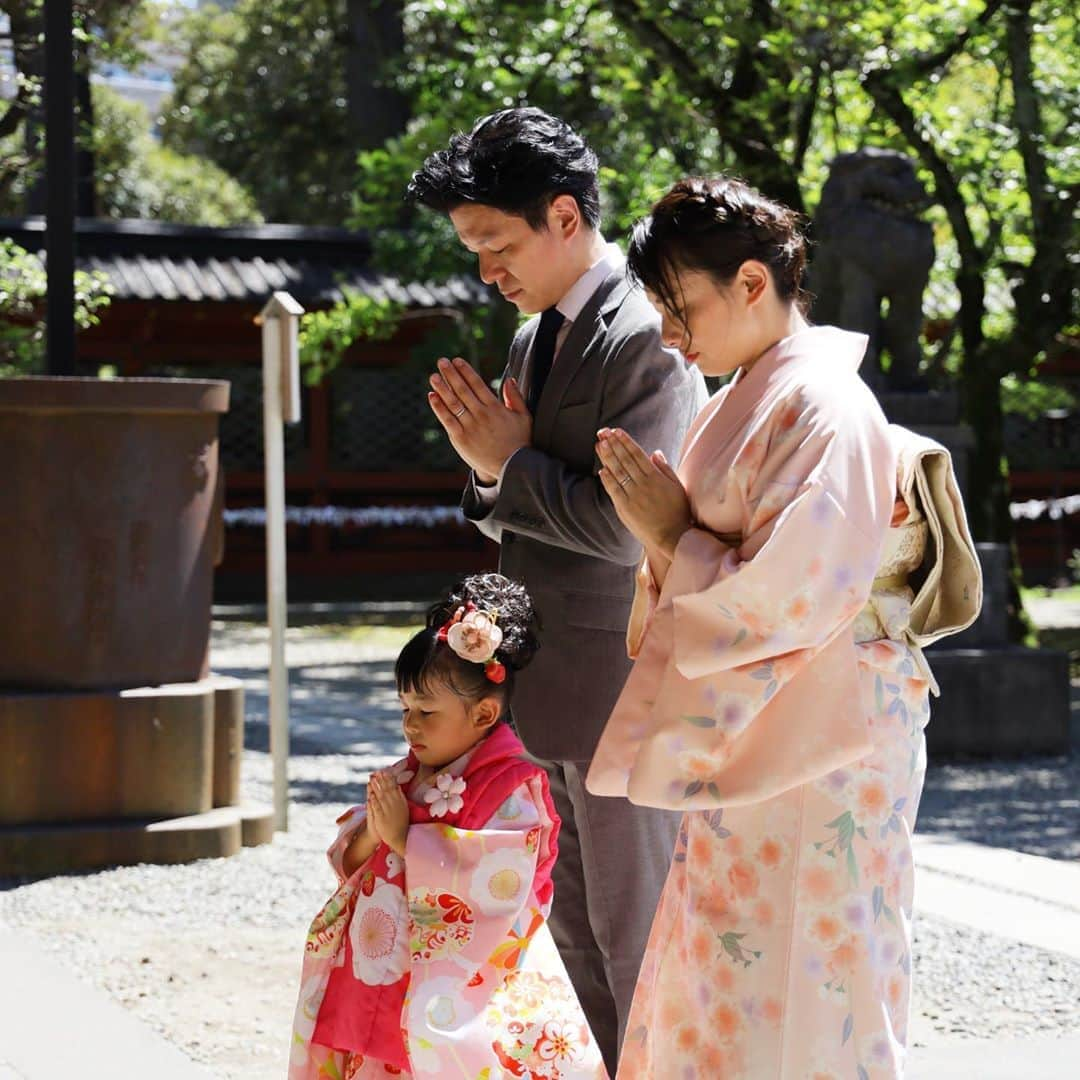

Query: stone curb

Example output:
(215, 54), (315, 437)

(908, 1033), (1080, 1078)
(0, 925), (214, 1079)
(913, 835), (1080, 959)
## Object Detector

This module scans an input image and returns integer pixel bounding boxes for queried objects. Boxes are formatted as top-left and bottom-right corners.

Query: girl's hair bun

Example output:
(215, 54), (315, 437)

(396, 573), (541, 706)
(427, 572), (541, 672)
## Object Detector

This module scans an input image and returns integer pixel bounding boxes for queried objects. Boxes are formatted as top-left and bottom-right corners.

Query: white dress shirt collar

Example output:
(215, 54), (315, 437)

(554, 241), (624, 325)
(475, 243), (624, 498)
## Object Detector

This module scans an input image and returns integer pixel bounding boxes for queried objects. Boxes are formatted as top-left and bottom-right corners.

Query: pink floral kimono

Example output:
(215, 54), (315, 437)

(290, 722), (608, 1080)
(587, 326), (978, 1079)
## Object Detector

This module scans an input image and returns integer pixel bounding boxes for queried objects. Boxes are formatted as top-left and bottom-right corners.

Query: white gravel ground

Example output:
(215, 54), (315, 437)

(1, 622), (1077, 1077)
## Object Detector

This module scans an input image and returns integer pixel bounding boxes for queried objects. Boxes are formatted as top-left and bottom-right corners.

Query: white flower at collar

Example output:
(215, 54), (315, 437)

(446, 609), (503, 664)
(424, 772), (467, 818)
(389, 760), (415, 785)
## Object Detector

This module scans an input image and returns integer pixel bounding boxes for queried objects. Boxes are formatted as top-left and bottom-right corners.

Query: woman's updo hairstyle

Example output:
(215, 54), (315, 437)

(395, 573), (541, 710)
(627, 176), (808, 327)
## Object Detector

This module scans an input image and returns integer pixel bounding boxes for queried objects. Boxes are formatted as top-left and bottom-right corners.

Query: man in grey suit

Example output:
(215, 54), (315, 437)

(406, 108), (706, 1072)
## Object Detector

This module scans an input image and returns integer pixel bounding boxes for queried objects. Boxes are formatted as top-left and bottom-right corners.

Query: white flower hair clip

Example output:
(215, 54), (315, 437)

(436, 602), (507, 684)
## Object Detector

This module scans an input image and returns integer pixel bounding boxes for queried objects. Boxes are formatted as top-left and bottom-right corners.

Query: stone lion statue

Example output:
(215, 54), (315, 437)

(808, 148), (935, 392)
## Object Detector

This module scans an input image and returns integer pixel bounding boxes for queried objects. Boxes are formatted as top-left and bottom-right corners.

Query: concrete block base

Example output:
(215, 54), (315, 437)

(209, 674), (244, 807)
(0, 674), (267, 877)
(0, 807), (243, 877)
(0, 681), (216, 824)
(0, 800), (276, 876)
(926, 646), (1070, 757)
(240, 804), (275, 848)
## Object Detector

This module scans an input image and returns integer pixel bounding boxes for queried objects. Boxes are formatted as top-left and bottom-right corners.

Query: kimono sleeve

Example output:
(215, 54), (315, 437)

(626, 385), (897, 809)
(402, 782), (550, 1075)
(327, 804), (366, 885)
(625, 556), (662, 659)
(671, 382), (896, 672)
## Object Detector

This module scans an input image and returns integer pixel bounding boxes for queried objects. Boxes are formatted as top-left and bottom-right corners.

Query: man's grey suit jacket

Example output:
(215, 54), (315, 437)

(462, 267), (707, 763)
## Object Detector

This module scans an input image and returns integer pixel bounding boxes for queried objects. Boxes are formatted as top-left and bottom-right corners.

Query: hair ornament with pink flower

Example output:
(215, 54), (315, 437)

(436, 602), (508, 684)
(396, 573), (539, 702)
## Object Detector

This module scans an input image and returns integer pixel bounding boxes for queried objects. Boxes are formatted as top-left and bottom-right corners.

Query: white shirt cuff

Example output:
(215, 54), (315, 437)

(475, 447), (525, 503)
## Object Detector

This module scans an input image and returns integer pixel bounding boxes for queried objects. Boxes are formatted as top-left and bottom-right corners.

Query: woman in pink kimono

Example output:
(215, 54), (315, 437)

(586, 178), (978, 1078)
(290, 573), (608, 1080)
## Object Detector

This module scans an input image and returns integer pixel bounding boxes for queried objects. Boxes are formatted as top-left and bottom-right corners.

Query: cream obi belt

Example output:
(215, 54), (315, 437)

(709, 427), (981, 698)
(837, 425), (984, 696)
(853, 511), (938, 691)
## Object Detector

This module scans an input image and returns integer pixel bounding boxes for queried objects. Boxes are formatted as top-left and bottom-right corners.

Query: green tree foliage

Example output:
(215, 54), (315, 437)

(1000, 373), (1076, 420)
(0, 1), (152, 161)
(0, 0), (260, 223)
(297, 290), (488, 387)
(855, 0), (1078, 540)
(162, 0), (358, 225)
(0, 239), (113, 375)
(68, 0), (1075, 542)
(347, 0), (1076, 543)
(298, 290), (402, 386)
(92, 85), (263, 224)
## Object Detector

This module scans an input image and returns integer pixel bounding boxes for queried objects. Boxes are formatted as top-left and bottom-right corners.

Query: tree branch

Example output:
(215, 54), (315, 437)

(605, 0), (803, 209)
(1004, 1), (1050, 241)
(993, 2), (1078, 372)
(792, 60), (823, 175)
(893, 0), (1008, 78)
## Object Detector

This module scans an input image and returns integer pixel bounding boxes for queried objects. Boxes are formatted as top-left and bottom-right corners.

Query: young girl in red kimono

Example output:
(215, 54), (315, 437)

(290, 573), (608, 1080)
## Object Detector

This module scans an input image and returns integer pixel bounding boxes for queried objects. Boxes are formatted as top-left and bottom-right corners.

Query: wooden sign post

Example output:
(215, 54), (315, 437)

(256, 292), (304, 830)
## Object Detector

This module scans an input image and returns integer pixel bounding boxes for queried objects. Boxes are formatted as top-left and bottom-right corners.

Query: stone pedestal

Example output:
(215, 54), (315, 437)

(0, 682), (214, 823)
(0, 809), (247, 876)
(0, 378), (274, 877)
(0, 675), (273, 877)
(925, 646), (1069, 757)
(925, 543), (1070, 758)
(211, 675), (244, 808)
(875, 390), (1070, 758)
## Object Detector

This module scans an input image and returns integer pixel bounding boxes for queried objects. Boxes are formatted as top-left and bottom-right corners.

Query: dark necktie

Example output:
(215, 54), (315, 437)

(527, 306), (566, 413)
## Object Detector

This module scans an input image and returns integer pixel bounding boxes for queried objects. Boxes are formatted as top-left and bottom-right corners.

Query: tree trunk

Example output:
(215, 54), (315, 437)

(17, 3), (46, 215)
(75, 38), (97, 218)
(45, 0), (77, 375)
(345, 0), (410, 151)
(962, 350), (1008, 543)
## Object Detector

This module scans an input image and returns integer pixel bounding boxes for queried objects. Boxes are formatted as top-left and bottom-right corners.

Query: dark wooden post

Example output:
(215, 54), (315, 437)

(45, 0), (76, 375)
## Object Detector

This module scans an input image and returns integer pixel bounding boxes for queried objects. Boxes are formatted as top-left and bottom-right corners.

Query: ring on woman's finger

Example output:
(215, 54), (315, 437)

(452, 406), (467, 418)
(618, 473), (633, 488)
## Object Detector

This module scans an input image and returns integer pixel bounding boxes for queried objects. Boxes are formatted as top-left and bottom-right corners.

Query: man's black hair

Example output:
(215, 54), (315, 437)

(406, 107), (601, 231)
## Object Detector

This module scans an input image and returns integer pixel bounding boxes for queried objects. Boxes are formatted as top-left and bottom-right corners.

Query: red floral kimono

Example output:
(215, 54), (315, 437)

(290, 722), (608, 1080)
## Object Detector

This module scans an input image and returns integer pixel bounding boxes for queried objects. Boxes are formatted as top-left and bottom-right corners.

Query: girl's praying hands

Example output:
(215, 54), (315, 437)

(366, 770), (410, 858)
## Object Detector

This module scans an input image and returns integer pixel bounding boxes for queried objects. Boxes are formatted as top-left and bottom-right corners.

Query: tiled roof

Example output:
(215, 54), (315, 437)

(1, 217), (488, 308)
